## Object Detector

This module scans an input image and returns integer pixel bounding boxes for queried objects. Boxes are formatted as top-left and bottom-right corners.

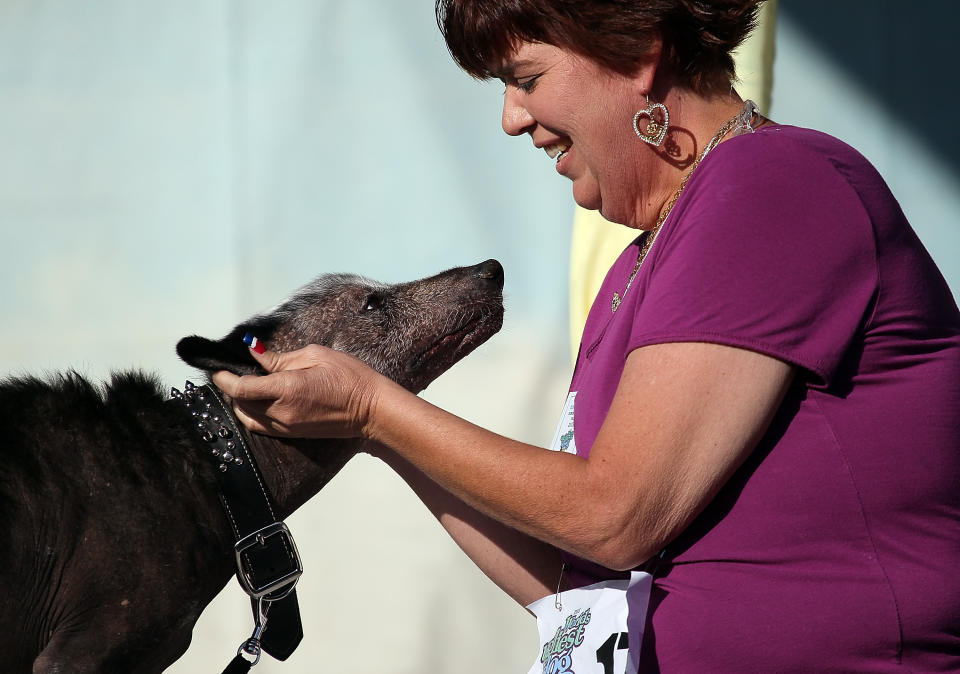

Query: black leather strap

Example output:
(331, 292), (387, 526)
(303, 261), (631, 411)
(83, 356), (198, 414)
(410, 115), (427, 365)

(173, 381), (303, 661)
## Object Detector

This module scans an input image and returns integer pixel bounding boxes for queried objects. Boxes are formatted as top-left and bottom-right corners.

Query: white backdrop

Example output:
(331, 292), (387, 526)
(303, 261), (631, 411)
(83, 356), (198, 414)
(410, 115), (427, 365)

(1, 2), (955, 672)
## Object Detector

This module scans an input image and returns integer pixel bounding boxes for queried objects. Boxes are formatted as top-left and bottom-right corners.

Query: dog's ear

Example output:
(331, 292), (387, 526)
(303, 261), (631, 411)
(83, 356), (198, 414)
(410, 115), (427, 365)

(176, 327), (265, 376)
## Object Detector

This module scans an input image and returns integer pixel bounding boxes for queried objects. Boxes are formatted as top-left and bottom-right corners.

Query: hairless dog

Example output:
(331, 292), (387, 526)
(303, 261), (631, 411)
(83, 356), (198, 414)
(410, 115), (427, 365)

(0, 260), (504, 673)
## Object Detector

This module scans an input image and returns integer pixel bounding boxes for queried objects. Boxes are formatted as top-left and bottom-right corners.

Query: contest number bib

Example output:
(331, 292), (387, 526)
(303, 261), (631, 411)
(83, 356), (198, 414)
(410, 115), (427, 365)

(525, 572), (651, 674)
(549, 392), (579, 455)
(529, 391), (653, 674)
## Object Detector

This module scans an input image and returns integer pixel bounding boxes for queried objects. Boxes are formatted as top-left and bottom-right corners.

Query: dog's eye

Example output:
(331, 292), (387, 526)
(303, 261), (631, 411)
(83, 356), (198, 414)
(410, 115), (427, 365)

(363, 294), (384, 312)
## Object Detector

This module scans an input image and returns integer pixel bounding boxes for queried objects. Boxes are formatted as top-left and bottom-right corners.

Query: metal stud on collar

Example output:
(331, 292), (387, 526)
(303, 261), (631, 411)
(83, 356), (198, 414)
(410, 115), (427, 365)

(176, 381), (245, 472)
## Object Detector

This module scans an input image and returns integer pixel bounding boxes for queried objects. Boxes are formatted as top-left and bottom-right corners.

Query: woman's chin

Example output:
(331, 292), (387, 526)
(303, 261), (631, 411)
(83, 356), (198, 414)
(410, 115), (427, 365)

(574, 191), (631, 226)
(572, 183), (602, 213)
(571, 180), (635, 226)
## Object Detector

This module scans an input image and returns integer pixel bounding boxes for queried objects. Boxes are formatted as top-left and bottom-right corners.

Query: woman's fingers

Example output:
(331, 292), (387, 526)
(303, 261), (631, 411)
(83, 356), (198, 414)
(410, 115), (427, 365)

(211, 369), (241, 396)
(211, 368), (275, 402)
(227, 397), (300, 436)
(228, 400), (273, 434)
(213, 340), (331, 402)
(247, 344), (284, 373)
(248, 341), (337, 373)
(212, 337), (384, 439)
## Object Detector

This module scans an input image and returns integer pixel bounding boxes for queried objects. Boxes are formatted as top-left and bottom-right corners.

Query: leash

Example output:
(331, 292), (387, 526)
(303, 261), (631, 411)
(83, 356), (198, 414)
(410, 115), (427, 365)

(171, 381), (304, 672)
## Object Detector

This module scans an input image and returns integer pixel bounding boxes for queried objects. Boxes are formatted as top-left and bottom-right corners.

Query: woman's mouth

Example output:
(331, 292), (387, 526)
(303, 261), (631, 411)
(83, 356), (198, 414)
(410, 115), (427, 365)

(544, 142), (571, 163)
(544, 142), (571, 173)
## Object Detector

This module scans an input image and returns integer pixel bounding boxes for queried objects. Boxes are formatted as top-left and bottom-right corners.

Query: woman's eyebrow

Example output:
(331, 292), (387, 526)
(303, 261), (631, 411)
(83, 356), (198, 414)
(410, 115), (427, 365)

(492, 58), (538, 79)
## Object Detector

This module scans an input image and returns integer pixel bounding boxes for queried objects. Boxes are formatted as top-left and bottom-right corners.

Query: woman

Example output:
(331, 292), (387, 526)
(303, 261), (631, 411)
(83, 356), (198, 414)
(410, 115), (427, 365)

(214, 1), (960, 670)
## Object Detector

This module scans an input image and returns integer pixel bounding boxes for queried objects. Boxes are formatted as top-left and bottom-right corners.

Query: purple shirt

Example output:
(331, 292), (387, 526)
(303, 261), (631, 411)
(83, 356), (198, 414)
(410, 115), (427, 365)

(567, 126), (960, 671)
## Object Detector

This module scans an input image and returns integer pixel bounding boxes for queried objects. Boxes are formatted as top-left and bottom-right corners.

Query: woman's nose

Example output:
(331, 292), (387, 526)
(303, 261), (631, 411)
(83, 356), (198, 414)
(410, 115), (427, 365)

(501, 87), (535, 136)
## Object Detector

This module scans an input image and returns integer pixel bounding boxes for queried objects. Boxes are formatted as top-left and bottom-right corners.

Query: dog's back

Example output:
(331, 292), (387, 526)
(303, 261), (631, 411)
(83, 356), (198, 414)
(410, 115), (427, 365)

(0, 372), (231, 672)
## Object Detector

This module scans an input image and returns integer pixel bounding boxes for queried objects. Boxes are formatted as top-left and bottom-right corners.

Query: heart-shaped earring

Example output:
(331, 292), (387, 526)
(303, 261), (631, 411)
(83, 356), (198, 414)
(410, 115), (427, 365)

(633, 95), (670, 147)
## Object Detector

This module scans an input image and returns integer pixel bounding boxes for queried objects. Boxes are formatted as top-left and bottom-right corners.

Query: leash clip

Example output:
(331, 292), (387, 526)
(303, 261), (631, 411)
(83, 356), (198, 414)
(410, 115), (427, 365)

(239, 598), (270, 665)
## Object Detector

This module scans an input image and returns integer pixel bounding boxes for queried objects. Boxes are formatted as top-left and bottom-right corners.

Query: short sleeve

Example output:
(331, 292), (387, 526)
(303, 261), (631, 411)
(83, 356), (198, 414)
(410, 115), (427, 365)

(628, 129), (878, 388)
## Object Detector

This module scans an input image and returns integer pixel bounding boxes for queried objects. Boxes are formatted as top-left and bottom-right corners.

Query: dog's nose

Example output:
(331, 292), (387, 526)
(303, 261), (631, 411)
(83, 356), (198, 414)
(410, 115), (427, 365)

(475, 259), (504, 288)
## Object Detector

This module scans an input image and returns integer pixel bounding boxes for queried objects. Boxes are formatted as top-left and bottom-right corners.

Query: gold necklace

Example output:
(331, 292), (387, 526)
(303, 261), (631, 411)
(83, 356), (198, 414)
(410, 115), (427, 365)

(610, 107), (750, 314)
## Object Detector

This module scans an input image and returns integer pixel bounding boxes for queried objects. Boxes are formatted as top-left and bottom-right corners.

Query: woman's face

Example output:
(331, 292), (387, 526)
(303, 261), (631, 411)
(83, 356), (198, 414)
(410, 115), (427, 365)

(495, 41), (656, 227)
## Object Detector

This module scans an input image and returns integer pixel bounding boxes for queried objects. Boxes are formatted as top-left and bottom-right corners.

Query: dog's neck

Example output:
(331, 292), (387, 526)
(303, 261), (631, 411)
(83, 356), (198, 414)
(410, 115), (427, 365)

(247, 434), (359, 520)
(171, 381), (357, 521)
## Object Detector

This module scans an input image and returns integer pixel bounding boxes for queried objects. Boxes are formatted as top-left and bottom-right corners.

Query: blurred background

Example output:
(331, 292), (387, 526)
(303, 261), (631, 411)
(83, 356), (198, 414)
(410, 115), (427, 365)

(0, 1), (955, 672)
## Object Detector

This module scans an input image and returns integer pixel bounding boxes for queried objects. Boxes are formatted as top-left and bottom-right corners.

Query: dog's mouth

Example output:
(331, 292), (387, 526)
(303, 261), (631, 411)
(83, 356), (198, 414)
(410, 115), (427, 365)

(406, 304), (504, 391)
(418, 316), (481, 363)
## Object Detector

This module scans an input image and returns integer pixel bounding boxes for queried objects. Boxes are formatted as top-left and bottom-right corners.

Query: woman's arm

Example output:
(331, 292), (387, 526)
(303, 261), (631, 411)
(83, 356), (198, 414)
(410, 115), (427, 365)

(370, 445), (561, 608)
(214, 340), (793, 570)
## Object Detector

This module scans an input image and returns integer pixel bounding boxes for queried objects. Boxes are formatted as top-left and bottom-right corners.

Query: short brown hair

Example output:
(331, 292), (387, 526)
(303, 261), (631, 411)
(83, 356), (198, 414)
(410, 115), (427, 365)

(436, 0), (764, 94)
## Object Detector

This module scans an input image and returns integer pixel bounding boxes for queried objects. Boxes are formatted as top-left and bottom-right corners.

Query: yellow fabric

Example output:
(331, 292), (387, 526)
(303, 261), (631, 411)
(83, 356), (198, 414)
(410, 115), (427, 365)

(567, 1), (779, 362)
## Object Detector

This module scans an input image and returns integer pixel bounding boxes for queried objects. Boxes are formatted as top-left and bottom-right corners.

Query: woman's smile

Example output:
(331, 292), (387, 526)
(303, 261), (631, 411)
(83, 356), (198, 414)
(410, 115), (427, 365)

(541, 141), (572, 173)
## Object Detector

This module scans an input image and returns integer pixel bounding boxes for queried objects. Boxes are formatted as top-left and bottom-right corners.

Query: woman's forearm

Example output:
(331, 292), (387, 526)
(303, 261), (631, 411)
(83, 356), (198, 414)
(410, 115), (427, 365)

(364, 377), (612, 563)
(371, 443), (562, 608)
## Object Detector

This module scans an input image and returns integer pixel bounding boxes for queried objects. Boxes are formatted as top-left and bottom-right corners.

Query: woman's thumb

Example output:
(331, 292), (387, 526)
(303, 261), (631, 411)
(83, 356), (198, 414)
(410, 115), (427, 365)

(243, 333), (284, 372)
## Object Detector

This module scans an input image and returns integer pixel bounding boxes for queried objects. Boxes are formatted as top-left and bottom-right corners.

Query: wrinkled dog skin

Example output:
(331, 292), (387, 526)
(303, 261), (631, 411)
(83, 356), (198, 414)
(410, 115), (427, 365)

(0, 260), (503, 674)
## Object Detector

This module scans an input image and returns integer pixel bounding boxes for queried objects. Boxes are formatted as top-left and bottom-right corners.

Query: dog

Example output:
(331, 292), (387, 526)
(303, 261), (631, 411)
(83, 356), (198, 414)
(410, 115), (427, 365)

(0, 259), (504, 673)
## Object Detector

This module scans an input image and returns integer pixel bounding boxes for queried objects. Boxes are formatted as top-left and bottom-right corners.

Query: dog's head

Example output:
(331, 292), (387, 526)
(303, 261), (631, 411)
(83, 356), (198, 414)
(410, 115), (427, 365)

(176, 260), (504, 393)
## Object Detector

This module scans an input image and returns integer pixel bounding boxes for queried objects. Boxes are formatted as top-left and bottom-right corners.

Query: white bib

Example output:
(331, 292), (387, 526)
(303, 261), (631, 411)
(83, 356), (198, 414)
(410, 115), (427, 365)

(526, 572), (652, 674)
(549, 391), (579, 455)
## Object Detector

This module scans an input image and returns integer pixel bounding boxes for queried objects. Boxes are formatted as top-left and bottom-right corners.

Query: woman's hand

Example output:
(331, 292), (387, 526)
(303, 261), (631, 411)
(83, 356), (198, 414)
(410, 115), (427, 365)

(212, 343), (385, 439)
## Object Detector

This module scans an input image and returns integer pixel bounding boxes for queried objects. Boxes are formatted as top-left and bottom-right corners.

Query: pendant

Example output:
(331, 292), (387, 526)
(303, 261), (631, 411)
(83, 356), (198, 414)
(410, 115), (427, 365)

(633, 102), (669, 147)
(611, 292), (622, 314)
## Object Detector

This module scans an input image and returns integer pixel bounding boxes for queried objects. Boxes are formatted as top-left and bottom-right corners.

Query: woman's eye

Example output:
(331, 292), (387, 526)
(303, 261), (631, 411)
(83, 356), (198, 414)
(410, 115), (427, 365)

(516, 75), (540, 92)
(501, 75), (540, 94)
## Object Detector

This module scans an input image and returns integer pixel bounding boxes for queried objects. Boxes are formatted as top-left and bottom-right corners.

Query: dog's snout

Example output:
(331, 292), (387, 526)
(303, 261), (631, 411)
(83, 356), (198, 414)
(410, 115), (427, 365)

(475, 259), (504, 288)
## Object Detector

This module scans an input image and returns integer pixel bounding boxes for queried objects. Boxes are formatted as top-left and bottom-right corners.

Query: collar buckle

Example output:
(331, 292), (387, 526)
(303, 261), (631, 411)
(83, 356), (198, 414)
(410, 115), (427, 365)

(234, 522), (303, 600)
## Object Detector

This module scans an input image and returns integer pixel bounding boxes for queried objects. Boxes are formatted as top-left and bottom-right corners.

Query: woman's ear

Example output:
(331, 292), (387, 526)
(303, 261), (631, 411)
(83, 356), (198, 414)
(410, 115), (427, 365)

(633, 33), (664, 99)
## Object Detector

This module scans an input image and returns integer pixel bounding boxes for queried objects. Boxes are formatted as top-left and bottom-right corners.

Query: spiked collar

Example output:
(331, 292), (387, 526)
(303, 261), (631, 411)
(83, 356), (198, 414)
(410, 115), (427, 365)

(170, 381), (304, 667)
